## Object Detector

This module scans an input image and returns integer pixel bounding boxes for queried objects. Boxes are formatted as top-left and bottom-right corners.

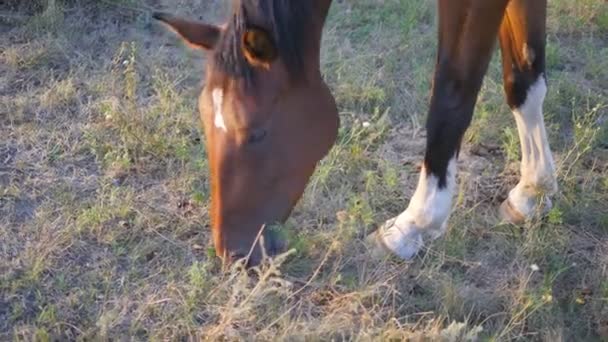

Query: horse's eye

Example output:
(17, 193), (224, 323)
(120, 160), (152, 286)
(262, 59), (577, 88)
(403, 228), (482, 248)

(247, 129), (267, 144)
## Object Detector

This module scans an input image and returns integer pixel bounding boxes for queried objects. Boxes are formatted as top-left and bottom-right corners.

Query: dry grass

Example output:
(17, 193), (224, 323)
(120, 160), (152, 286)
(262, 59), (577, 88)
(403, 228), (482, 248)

(1, 0), (607, 340)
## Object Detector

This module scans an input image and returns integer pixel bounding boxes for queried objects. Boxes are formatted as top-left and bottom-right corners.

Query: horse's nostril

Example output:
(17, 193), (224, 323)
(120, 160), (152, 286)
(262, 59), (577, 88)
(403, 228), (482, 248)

(247, 128), (267, 145)
(229, 252), (247, 262)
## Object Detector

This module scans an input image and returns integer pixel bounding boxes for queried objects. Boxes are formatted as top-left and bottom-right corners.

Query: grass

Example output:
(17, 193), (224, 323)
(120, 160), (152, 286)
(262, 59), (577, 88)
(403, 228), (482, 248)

(1, 0), (607, 340)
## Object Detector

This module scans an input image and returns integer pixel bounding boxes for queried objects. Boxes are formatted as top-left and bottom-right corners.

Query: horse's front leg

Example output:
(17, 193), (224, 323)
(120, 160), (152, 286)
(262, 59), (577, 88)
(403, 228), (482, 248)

(368, 0), (510, 260)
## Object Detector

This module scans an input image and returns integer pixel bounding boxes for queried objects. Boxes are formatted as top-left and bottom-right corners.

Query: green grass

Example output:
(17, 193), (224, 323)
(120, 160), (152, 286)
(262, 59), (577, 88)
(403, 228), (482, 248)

(1, 0), (607, 340)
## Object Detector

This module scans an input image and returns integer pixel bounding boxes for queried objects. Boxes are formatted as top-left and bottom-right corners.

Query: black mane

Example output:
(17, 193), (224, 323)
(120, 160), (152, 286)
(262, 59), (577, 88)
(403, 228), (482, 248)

(214, 0), (315, 83)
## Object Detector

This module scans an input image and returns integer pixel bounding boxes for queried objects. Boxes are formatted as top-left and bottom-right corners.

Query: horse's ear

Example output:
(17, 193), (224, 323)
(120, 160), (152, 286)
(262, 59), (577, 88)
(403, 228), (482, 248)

(153, 12), (221, 51)
(241, 27), (278, 69)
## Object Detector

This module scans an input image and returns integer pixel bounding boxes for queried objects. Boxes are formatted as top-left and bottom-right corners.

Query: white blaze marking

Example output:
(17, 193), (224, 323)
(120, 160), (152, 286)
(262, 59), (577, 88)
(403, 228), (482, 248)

(212, 88), (227, 132)
(381, 157), (457, 259)
(508, 76), (556, 217)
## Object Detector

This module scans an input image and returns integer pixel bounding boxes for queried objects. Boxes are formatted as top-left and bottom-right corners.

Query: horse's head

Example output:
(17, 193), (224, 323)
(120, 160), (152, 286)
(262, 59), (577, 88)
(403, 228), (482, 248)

(155, 1), (337, 265)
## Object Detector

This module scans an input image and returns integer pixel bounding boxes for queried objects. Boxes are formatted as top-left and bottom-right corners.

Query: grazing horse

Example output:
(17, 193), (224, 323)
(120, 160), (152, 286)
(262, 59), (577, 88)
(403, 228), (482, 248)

(154, 0), (557, 265)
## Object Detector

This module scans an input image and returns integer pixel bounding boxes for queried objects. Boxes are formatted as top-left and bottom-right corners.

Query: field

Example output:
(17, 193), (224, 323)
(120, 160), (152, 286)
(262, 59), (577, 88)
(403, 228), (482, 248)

(1, 0), (607, 340)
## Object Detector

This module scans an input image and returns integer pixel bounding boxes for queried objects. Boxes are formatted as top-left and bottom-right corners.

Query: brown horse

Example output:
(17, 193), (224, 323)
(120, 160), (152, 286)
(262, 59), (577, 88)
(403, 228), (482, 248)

(154, 0), (557, 265)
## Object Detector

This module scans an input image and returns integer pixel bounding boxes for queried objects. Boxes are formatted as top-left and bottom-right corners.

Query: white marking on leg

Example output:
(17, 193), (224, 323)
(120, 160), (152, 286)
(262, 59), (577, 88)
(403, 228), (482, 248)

(212, 88), (227, 132)
(508, 75), (557, 217)
(381, 157), (457, 259)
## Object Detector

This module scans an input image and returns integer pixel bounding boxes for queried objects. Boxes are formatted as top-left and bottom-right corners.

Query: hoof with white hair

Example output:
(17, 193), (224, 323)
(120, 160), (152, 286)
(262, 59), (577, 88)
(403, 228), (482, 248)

(365, 218), (424, 261)
(499, 198), (527, 225)
(366, 158), (455, 261)
(499, 196), (553, 225)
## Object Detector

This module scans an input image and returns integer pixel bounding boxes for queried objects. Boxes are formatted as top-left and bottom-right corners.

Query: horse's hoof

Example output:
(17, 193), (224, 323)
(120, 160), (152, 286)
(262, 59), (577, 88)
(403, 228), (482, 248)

(499, 196), (553, 226)
(499, 198), (527, 225)
(365, 225), (395, 260)
(365, 218), (421, 261)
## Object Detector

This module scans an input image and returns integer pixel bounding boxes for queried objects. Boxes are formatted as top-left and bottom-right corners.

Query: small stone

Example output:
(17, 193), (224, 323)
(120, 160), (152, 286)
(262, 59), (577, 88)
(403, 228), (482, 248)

(336, 211), (348, 223)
